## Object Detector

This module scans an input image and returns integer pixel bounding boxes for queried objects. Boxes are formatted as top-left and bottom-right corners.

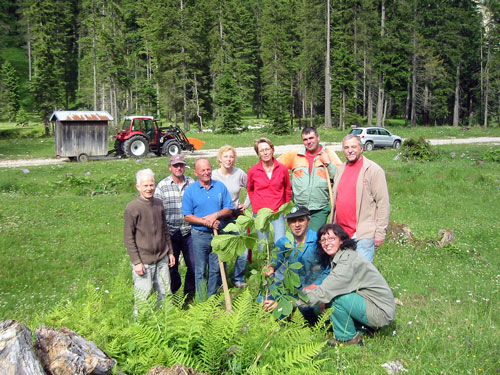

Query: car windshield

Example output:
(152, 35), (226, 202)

(350, 129), (363, 135)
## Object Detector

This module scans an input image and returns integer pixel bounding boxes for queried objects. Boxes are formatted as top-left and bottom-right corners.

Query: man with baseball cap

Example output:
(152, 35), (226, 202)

(154, 154), (196, 299)
(266, 206), (327, 286)
(262, 206), (327, 323)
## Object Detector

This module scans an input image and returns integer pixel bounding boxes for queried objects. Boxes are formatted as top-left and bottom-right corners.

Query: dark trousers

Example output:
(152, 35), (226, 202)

(170, 230), (196, 298)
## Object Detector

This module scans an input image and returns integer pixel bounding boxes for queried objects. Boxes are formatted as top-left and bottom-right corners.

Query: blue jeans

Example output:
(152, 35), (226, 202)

(356, 238), (375, 262)
(191, 229), (222, 297)
(329, 292), (370, 341)
(232, 249), (248, 284)
(256, 214), (286, 250)
(170, 231), (196, 297)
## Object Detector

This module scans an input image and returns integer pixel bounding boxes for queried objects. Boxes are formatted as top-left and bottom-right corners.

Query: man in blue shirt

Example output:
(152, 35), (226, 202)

(182, 158), (233, 297)
(263, 206), (327, 323)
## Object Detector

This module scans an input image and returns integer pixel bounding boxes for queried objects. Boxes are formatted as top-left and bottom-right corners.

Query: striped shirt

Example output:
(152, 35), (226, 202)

(154, 175), (194, 236)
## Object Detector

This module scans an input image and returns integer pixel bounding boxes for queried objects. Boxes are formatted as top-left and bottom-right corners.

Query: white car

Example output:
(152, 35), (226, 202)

(348, 127), (402, 151)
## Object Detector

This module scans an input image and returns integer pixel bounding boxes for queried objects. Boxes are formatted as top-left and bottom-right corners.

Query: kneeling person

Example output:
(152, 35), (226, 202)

(301, 224), (395, 345)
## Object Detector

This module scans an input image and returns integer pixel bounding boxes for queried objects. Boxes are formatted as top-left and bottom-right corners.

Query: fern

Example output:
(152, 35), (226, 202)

(35, 262), (332, 375)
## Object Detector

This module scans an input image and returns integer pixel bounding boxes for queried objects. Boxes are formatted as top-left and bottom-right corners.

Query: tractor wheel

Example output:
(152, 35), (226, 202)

(364, 141), (374, 151)
(114, 139), (124, 155)
(162, 140), (181, 156)
(77, 153), (89, 162)
(124, 135), (149, 158)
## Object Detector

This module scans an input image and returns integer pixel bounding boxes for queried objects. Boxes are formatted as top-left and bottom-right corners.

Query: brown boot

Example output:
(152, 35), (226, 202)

(327, 332), (364, 347)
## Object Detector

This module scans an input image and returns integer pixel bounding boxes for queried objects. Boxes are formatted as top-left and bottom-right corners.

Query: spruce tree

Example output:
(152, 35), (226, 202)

(0, 61), (20, 121)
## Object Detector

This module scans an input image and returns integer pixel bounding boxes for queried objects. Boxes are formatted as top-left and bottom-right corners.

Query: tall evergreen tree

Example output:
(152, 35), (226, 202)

(0, 61), (20, 121)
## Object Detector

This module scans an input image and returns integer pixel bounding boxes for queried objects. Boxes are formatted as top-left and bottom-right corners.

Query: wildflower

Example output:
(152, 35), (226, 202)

(416, 337), (420, 341)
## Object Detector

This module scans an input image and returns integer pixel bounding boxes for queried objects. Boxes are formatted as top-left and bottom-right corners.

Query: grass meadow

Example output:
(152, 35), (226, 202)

(0, 126), (499, 373)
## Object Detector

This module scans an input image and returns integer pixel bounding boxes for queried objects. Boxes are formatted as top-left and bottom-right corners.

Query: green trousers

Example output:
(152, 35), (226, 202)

(308, 206), (331, 232)
(329, 292), (371, 341)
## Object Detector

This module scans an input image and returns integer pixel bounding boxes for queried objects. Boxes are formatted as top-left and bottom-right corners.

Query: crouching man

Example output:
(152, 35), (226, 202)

(124, 168), (175, 315)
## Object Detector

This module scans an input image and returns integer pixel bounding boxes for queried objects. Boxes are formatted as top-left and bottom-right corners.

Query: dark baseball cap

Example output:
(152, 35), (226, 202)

(285, 206), (310, 220)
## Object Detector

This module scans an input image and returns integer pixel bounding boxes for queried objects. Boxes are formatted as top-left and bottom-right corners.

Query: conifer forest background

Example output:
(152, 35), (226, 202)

(1, 0), (500, 133)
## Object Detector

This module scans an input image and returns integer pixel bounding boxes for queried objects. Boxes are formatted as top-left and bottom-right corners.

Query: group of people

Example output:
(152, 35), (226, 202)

(123, 127), (395, 345)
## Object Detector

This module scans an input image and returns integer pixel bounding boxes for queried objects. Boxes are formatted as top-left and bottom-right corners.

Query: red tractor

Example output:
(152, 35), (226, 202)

(113, 116), (204, 158)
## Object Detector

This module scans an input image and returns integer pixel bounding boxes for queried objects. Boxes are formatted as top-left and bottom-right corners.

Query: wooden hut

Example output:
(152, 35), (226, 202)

(50, 111), (113, 161)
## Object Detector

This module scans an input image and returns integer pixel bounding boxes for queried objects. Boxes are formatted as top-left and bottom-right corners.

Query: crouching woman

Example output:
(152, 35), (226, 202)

(300, 224), (395, 345)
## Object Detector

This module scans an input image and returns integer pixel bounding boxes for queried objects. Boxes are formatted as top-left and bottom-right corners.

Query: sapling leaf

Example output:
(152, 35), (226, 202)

(288, 262), (303, 270)
(224, 223), (240, 233)
(297, 290), (309, 302)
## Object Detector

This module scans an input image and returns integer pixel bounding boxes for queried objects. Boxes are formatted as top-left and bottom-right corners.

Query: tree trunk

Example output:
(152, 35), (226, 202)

(411, 33), (417, 127)
(452, 64), (460, 126)
(0, 320), (45, 375)
(193, 73), (203, 131)
(28, 20), (32, 81)
(483, 40), (490, 129)
(423, 83), (430, 125)
(324, 0), (332, 128)
(405, 75), (410, 127)
(367, 82), (373, 126)
(375, 0), (385, 127)
(340, 89), (346, 131)
(363, 49), (366, 118)
(36, 325), (115, 374)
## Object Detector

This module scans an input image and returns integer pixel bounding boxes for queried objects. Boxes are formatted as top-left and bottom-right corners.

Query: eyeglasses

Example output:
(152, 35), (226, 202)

(171, 164), (185, 168)
(319, 236), (337, 244)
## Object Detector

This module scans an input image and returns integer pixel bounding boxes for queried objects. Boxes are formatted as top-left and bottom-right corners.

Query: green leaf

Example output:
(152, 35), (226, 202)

(211, 234), (246, 262)
(223, 223), (240, 233)
(288, 262), (303, 270)
(272, 298), (293, 319)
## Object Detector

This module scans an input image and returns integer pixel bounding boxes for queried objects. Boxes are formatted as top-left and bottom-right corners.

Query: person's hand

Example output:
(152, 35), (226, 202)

(302, 283), (318, 291)
(374, 237), (385, 247)
(203, 213), (218, 229)
(263, 299), (278, 312)
(238, 203), (247, 211)
(319, 152), (331, 166)
(168, 254), (175, 267)
(262, 265), (274, 277)
(134, 263), (146, 276)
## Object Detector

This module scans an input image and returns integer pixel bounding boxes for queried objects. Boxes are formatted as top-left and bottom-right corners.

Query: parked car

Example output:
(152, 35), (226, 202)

(348, 127), (402, 151)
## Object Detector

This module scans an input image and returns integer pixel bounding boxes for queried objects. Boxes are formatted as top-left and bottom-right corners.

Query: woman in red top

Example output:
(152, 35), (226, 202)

(247, 138), (291, 247)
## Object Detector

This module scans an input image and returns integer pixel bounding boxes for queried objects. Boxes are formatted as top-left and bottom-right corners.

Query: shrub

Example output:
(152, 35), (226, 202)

(401, 137), (437, 161)
(483, 147), (500, 163)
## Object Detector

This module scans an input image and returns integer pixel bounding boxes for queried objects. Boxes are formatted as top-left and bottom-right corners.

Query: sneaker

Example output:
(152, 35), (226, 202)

(234, 282), (248, 288)
(327, 333), (364, 347)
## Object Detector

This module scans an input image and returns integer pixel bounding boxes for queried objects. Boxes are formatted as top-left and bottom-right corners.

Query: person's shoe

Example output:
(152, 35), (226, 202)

(327, 333), (364, 347)
(234, 282), (248, 288)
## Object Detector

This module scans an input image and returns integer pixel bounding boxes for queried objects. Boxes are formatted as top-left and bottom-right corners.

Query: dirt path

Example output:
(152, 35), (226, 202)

(1, 137), (500, 168)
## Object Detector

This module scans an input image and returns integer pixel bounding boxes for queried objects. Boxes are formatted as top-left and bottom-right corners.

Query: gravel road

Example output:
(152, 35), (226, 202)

(1, 137), (499, 168)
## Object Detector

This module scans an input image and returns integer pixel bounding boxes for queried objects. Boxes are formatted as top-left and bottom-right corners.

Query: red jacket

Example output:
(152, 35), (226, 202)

(247, 158), (292, 213)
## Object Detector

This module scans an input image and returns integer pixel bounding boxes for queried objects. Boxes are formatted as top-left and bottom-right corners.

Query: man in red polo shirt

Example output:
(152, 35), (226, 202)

(331, 135), (390, 261)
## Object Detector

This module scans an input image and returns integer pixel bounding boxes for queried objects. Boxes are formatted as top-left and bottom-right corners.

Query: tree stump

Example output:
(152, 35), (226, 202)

(0, 320), (46, 375)
(387, 222), (414, 243)
(437, 229), (455, 247)
(35, 326), (115, 375)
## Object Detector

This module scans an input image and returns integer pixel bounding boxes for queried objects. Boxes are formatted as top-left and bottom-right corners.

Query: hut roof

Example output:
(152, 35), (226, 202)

(49, 111), (113, 122)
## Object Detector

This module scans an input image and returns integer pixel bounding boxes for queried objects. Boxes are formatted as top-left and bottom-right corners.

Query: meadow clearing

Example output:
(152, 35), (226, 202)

(0, 125), (499, 374)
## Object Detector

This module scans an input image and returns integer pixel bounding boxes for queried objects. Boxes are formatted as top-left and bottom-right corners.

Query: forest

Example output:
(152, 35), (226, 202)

(0, 0), (499, 134)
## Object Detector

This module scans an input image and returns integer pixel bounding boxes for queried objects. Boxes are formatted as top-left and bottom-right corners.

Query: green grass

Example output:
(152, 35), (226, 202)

(0, 136), (499, 373)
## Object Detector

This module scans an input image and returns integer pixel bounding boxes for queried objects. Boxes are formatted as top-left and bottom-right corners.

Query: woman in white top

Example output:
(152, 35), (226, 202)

(212, 145), (251, 288)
